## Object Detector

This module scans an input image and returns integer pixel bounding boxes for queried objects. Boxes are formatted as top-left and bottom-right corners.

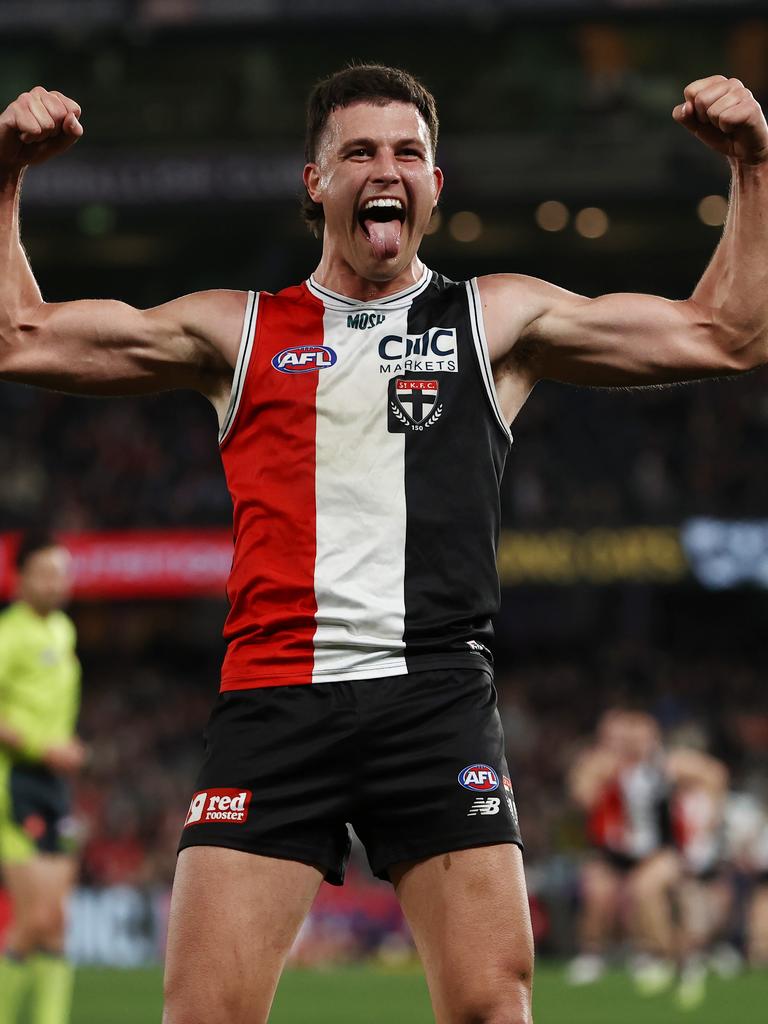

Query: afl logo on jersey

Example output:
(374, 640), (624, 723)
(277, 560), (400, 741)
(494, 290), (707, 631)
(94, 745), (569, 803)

(272, 345), (337, 374)
(458, 764), (499, 792)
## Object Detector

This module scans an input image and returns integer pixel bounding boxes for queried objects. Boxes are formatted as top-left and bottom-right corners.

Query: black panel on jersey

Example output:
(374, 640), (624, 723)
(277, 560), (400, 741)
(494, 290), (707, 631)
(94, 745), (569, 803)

(399, 274), (510, 672)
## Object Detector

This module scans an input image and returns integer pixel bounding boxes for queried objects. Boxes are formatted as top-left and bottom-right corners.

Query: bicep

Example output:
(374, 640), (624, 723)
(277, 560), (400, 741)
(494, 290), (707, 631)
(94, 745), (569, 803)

(495, 275), (743, 387)
(1, 289), (244, 396)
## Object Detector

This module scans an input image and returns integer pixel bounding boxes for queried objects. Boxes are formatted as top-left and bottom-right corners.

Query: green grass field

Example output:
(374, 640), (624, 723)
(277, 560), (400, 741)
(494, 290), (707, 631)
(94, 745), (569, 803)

(66, 963), (768, 1023)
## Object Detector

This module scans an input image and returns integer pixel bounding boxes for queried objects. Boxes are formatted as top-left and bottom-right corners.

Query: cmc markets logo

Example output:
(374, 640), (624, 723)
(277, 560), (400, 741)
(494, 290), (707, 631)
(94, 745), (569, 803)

(184, 789), (252, 827)
(458, 764), (499, 792)
(378, 327), (458, 373)
(272, 345), (337, 375)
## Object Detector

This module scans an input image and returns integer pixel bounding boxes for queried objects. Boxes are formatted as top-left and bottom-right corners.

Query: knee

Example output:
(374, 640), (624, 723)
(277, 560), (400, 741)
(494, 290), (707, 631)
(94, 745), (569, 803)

(453, 961), (533, 1024)
(15, 904), (52, 948)
(163, 978), (264, 1024)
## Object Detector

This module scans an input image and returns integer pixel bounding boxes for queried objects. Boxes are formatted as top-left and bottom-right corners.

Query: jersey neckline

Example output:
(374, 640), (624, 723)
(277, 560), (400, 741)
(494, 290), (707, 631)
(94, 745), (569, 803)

(305, 265), (433, 311)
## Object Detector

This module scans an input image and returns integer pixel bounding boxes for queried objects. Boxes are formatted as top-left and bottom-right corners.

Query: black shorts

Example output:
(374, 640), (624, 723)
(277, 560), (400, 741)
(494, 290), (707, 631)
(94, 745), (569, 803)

(594, 846), (673, 873)
(178, 667), (522, 885)
(8, 763), (73, 856)
(593, 847), (643, 873)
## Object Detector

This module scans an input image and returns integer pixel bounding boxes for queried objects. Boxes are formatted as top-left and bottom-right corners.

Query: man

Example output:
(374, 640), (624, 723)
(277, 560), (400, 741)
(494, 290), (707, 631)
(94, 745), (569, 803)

(0, 532), (85, 1024)
(0, 65), (766, 1024)
(567, 710), (681, 990)
(667, 741), (731, 1008)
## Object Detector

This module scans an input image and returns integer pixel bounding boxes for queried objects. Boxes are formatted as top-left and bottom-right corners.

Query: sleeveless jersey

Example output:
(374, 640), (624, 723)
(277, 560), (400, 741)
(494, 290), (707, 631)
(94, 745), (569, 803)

(218, 266), (511, 689)
(588, 761), (671, 859)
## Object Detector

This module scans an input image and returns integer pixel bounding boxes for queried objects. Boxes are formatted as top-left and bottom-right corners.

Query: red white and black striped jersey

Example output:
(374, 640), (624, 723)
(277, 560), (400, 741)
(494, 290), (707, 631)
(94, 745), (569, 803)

(218, 267), (511, 690)
(588, 762), (671, 859)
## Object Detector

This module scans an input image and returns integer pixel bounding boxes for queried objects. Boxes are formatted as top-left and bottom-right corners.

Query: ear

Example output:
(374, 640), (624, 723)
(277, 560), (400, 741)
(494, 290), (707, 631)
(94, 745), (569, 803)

(303, 163), (323, 204)
(432, 165), (444, 207)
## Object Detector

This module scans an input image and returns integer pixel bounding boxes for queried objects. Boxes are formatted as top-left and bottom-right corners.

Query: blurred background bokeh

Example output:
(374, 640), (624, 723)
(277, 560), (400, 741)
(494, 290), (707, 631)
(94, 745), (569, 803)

(1, 0), (768, 994)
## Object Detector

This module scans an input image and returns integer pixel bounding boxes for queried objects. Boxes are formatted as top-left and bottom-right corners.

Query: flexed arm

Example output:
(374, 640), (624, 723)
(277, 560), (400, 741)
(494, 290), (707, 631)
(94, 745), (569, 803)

(0, 87), (245, 399)
(479, 76), (768, 402)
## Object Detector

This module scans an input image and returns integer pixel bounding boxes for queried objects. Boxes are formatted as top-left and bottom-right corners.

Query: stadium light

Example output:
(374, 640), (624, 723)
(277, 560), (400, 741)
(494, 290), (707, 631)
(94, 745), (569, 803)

(575, 207), (609, 239)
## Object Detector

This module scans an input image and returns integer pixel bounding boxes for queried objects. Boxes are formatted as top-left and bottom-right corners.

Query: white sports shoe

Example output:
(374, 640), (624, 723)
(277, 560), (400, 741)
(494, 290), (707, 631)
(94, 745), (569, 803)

(676, 957), (707, 1011)
(631, 955), (676, 995)
(566, 953), (606, 986)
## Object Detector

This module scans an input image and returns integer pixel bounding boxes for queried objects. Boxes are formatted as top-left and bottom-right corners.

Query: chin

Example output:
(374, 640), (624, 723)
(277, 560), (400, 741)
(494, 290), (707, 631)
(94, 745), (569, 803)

(356, 248), (411, 280)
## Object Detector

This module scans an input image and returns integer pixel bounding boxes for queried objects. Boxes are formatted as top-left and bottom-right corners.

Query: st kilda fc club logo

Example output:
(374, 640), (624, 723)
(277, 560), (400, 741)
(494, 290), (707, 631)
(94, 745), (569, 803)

(388, 376), (443, 433)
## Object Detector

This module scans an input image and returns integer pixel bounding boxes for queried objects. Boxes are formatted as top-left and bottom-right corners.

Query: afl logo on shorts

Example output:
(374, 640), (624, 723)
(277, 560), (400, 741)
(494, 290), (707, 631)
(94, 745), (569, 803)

(458, 764), (499, 792)
(272, 345), (337, 374)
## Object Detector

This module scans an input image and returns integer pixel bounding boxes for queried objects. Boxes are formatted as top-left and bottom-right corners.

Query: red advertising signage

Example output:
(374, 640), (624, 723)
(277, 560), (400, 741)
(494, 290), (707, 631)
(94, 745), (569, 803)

(0, 529), (233, 600)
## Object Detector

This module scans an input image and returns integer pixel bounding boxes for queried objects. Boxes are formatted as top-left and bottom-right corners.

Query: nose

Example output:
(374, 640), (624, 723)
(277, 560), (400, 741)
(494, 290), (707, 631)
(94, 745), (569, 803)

(369, 147), (400, 185)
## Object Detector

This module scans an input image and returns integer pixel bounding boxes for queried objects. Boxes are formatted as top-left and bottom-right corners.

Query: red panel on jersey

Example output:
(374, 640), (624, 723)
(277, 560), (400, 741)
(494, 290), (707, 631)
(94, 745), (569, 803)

(587, 781), (625, 850)
(219, 286), (324, 688)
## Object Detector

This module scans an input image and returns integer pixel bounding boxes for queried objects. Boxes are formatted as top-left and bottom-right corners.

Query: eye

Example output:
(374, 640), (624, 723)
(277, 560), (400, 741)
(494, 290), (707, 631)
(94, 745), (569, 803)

(347, 148), (369, 159)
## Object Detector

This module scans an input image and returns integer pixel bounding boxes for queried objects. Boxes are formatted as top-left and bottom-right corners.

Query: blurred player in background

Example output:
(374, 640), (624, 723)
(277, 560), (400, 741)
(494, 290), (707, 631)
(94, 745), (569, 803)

(0, 532), (85, 1024)
(567, 710), (680, 990)
(667, 739), (732, 1007)
(724, 791), (768, 966)
(0, 64), (767, 1024)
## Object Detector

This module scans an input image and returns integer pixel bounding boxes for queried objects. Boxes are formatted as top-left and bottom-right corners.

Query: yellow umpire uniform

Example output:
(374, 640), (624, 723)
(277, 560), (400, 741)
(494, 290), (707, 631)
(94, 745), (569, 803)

(0, 600), (80, 863)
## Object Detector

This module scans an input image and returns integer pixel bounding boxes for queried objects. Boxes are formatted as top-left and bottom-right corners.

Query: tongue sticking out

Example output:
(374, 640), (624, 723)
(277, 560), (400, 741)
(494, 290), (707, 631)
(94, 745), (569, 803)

(364, 218), (402, 260)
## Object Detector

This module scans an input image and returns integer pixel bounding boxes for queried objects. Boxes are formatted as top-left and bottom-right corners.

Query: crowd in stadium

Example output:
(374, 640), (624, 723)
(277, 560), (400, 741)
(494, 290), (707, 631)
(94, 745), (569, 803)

(3, 366), (768, 534)
(65, 616), (768, 980)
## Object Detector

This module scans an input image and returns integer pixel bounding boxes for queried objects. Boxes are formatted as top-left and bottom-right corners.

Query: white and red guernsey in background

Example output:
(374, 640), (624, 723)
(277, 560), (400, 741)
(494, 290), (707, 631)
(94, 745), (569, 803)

(588, 762), (672, 859)
(218, 267), (512, 690)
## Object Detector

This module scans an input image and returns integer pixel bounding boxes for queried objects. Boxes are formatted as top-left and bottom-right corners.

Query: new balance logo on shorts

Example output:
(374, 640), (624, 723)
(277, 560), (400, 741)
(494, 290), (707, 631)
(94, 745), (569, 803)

(184, 788), (252, 827)
(467, 797), (501, 816)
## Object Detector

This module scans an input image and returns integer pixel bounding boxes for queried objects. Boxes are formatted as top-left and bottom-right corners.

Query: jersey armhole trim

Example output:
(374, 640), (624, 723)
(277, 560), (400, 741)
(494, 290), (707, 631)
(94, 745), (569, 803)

(465, 279), (513, 445)
(219, 290), (259, 446)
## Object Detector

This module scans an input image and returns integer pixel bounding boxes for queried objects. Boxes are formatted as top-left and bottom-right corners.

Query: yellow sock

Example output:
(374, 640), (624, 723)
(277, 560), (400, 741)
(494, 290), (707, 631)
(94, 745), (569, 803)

(29, 952), (74, 1024)
(0, 953), (31, 1024)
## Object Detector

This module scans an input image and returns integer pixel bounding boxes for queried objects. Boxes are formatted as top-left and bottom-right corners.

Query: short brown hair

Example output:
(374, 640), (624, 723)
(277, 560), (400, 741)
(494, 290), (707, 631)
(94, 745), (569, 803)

(302, 64), (439, 238)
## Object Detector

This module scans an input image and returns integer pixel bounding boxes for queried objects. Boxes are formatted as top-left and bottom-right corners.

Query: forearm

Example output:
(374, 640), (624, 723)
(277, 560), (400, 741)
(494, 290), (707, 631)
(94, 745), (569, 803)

(0, 168), (43, 347)
(691, 159), (768, 366)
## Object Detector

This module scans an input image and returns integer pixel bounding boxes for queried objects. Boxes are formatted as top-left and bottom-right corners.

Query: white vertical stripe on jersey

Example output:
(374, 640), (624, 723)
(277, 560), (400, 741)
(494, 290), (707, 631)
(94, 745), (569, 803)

(311, 304), (408, 681)
(466, 279), (513, 445)
(219, 290), (258, 444)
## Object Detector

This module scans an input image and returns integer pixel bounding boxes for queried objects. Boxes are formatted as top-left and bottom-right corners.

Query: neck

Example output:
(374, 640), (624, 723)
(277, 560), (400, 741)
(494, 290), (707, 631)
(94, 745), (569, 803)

(18, 595), (49, 617)
(312, 246), (425, 302)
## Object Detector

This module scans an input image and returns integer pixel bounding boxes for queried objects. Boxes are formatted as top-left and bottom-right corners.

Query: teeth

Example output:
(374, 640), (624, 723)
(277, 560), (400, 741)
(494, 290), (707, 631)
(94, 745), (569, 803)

(363, 198), (403, 211)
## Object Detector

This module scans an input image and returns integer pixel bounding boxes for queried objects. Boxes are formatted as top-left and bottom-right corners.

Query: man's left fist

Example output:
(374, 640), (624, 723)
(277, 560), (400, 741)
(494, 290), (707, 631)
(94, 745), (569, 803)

(673, 75), (768, 164)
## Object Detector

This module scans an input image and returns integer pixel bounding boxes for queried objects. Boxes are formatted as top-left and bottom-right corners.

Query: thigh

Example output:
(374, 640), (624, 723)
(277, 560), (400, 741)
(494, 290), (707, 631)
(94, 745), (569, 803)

(3, 852), (75, 903)
(581, 856), (622, 906)
(4, 852), (76, 948)
(2, 856), (42, 925)
(163, 846), (323, 1024)
(354, 669), (522, 881)
(391, 843), (533, 1024)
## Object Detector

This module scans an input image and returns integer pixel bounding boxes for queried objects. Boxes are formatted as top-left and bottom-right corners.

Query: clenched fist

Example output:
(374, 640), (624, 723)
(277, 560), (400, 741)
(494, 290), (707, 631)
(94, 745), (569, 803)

(673, 75), (768, 164)
(0, 85), (83, 171)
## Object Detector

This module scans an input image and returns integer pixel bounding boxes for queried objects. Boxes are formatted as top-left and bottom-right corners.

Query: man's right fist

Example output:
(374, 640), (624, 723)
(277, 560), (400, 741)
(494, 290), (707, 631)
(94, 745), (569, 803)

(0, 86), (83, 171)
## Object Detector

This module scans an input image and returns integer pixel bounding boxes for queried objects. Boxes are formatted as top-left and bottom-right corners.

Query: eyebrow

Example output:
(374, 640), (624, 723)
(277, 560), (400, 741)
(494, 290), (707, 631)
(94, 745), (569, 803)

(339, 136), (427, 152)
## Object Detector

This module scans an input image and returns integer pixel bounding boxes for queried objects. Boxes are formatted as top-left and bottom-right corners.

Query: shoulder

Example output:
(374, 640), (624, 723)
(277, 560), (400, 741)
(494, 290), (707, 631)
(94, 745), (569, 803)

(0, 602), (22, 629)
(475, 272), (576, 314)
(140, 289), (253, 377)
(53, 611), (77, 642)
(0, 604), (24, 649)
(171, 288), (252, 348)
(474, 273), (587, 367)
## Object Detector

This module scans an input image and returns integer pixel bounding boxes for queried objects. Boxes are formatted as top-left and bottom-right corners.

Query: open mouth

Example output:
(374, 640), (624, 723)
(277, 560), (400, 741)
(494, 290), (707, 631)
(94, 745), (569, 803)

(358, 198), (406, 260)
